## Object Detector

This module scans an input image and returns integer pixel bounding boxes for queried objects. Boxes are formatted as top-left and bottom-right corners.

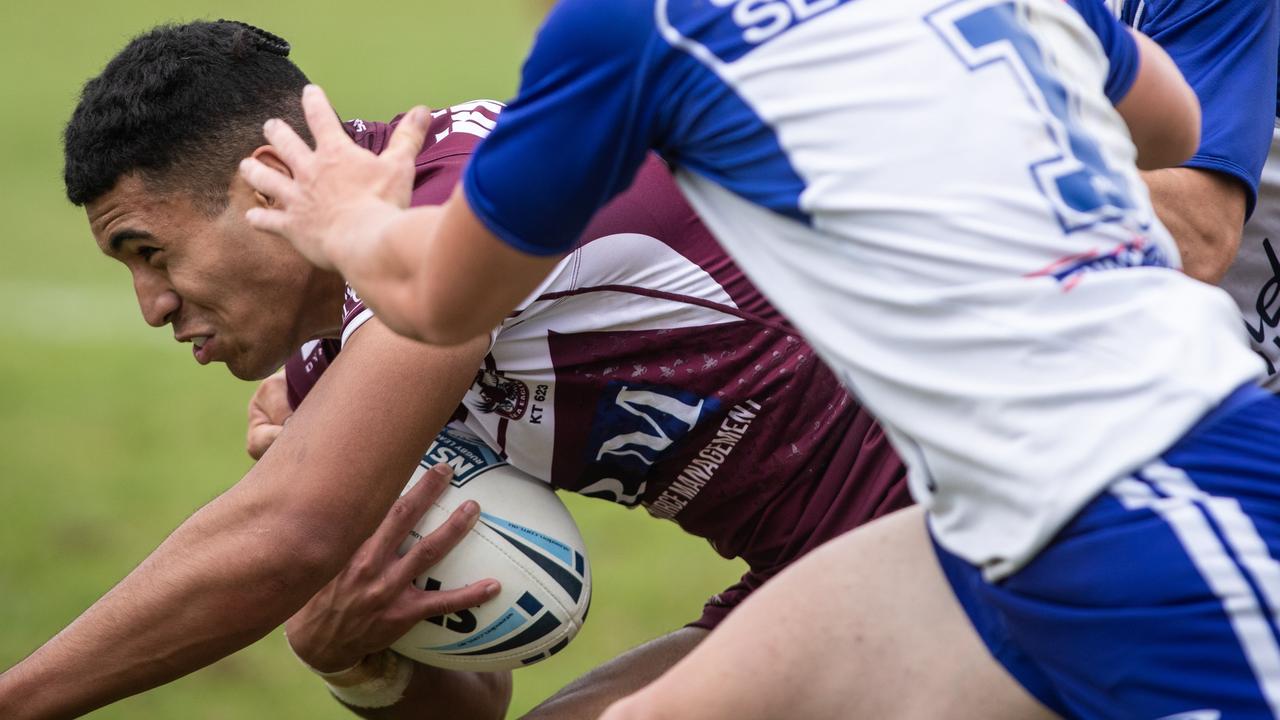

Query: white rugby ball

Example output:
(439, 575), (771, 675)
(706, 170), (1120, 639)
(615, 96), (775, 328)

(389, 424), (591, 672)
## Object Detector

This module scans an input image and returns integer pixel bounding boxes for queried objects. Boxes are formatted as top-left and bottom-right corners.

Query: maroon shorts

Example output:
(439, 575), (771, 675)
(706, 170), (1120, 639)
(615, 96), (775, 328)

(689, 404), (911, 630)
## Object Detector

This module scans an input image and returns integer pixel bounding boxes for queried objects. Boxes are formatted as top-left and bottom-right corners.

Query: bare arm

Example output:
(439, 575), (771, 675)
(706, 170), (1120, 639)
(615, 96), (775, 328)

(0, 322), (490, 718)
(1142, 167), (1246, 284)
(1115, 30), (1201, 171)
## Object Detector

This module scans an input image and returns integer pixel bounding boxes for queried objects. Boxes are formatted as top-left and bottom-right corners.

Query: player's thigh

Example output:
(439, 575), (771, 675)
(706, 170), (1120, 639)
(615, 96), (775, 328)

(603, 506), (1058, 720)
(521, 627), (707, 720)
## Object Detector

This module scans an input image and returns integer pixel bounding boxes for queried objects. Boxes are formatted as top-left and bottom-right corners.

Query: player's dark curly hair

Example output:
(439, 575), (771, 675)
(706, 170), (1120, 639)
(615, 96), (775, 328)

(63, 20), (312, 211)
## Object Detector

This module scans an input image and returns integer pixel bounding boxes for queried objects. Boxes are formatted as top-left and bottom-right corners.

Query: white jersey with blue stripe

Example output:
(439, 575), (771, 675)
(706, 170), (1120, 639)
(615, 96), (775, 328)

(464, 0), (1263, 577)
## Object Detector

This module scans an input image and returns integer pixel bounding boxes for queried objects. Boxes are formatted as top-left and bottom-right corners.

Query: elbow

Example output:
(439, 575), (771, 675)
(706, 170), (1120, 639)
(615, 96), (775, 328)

(1180, 223), (1242, 285)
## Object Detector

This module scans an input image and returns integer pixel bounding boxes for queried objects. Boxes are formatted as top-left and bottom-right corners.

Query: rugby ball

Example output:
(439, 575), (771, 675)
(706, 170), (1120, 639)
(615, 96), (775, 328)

(389, 424), (591, 672)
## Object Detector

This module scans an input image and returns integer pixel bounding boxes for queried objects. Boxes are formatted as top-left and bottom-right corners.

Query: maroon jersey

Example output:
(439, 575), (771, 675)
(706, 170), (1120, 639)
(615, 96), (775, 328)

(287, 101), (909, 626)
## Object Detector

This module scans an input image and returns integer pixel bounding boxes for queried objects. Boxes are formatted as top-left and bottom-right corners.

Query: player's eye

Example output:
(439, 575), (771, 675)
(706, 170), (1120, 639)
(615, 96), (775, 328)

(137, 246), (161, 265)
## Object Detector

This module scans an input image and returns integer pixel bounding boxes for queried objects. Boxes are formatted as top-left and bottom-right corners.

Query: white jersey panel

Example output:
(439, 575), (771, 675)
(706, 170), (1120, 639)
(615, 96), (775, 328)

(459, 232), (742, 480)
(1223, 122), (1280, 391)
(667, 0), (1261, 576)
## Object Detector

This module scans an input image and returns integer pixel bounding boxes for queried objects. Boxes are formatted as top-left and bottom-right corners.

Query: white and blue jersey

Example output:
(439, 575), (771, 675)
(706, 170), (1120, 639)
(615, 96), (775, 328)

(1104, 0), (1280, 390)
(466, 0), (1261, 580)
(1105, 0), (1278, 217)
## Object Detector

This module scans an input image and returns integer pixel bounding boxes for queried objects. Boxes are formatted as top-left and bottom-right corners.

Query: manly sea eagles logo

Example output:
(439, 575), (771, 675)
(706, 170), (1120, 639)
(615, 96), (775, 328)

(472, 368), (530, 420)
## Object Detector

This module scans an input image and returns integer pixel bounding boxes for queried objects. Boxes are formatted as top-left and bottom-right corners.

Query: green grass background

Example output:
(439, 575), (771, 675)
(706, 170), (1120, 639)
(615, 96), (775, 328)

(0, 3), (745, 717)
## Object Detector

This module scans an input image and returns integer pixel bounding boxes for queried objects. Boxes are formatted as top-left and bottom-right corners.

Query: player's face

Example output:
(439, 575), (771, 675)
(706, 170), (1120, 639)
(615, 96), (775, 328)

(85, 167), (343, 380)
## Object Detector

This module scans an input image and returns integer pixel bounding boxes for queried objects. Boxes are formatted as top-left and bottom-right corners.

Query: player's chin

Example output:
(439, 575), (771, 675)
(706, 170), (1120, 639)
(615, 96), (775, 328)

(224, 349), (283, 382)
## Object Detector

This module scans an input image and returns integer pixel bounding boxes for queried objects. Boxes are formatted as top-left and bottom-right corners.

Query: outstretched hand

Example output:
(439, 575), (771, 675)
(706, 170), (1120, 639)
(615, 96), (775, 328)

(285, 464), (500, 673)
(239, 84), (431, 271)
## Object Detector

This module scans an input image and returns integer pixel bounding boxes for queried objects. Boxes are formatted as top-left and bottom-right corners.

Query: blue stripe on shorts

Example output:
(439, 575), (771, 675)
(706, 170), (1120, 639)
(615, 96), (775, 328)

(935, 384), (1280, 719)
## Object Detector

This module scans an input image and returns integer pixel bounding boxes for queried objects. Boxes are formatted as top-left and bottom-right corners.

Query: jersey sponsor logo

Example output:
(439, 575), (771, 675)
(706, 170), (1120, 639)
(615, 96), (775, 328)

(594, 385), (707, 464)
(649, 400), (761, 519)
(1245, 236), (1280, 375)
(709, 0), (849, 45)
(580, 382), (719, 506)
(663, 0), (855, 63)
(472, 368), (532, 421)
(1027, 237), (1170, 290)
(419, 424), (507, 486)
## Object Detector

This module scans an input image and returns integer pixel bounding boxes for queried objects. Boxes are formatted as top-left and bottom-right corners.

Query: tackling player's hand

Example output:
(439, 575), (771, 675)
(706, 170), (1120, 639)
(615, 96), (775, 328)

(238, 84), (431, 271)
(284, 464), (501, 673)
(246, 370), (292, 460)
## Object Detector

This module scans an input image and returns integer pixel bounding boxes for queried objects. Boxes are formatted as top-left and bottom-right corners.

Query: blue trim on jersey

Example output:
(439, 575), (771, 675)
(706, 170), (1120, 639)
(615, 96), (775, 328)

(935, 385), (1280, 718)
(650, 42), (811, 225)
(1064, 0), (1139, 103)
(464, 0), (815, 257)
(1113, 0), (1279, 217)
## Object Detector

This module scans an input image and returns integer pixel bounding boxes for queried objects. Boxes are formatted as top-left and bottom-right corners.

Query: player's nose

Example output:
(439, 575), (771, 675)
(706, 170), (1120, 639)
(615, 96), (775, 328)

(133, 272), (180, 328)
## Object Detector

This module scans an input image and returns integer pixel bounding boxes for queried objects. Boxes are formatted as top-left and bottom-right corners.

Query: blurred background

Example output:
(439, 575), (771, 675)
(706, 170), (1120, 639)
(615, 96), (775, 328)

(0, 2), (745, 717)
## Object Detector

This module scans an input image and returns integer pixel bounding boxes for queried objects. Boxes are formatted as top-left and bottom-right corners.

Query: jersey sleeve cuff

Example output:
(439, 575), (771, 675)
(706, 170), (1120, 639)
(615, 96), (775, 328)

(1104, 29), (1140, 104)
(1181, 154), (1260, 220)
(341, 307), (375, 348)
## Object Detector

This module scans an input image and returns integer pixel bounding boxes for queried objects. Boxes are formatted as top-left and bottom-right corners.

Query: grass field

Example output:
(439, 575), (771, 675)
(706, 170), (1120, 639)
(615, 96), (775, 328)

(0, 3), (745, 717)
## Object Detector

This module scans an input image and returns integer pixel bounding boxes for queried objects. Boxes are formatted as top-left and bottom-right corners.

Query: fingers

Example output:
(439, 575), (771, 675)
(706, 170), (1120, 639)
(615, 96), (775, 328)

(383, 106), (431, 165)
(371, 464), (454, 558)
(411, 579), (501, 620)
(261, 117), (314, 170)
(244, 206), (291, 236)
(239, 156), (300, 208)
(394, 498), (481, 587)
(301, 84), (350, 148)
(246, 424), (283, 461)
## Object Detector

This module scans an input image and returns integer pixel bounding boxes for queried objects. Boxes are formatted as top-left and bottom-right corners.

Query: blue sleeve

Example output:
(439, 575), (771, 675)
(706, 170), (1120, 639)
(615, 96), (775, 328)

(1065, 0), (1141, 103)
(462, 0), (660, 256)
(1135, 0), (1279, 218)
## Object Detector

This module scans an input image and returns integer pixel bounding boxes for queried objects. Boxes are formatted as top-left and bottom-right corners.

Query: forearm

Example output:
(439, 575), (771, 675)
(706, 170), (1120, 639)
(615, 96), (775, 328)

(326, 203), (441, 343)
(0, 488), (336, 718)
(331, 190), (561, 347)
(1142, 167), (1246, 284)
(325, 660), (511, 720)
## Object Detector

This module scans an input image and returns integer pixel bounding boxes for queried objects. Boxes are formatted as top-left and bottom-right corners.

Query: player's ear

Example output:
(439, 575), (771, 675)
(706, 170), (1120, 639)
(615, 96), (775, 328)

(247, 145), (293, 208)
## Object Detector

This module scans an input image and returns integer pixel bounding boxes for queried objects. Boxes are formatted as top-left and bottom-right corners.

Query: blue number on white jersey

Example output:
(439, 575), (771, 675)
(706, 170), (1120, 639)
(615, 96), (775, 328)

(927, 0), (1139, 233)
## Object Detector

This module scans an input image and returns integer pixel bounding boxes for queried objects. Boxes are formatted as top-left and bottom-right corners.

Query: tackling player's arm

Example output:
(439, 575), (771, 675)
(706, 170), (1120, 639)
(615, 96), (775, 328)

(1125, 0), (1278, 283)
(1113, 30), (1200, 171)
(1142, 168), (1245, 283)
(0, 320), (491, 718)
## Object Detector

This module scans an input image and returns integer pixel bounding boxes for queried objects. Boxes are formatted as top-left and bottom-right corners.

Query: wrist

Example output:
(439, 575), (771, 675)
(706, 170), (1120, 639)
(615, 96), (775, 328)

(284, 631), (364, 676)
(286, 633), (413, 709)
(324, 199), (402, 278)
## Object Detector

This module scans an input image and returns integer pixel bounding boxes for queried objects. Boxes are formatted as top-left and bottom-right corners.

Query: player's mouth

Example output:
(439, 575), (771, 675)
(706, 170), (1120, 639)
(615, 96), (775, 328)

(181, 334), (216, 365)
